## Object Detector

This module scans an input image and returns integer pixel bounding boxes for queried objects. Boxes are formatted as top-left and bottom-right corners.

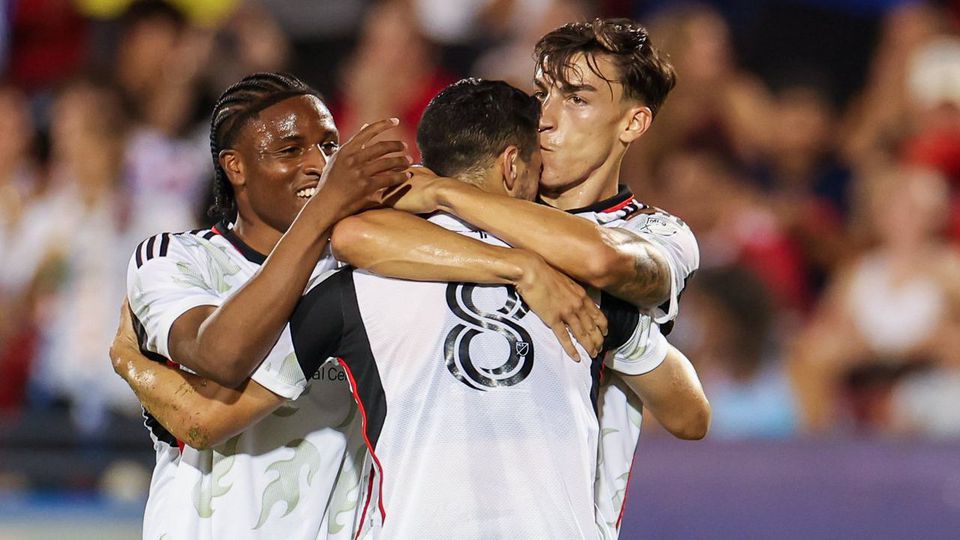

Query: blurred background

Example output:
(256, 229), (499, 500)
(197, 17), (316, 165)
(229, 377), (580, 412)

(1, 0), (959, 538)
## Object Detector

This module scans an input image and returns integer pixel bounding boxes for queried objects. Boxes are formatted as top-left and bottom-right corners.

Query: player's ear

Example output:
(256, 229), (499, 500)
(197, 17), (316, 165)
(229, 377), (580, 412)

(501, 145), (520, 193)
(220, 149), (246, 189)
(619, 105), (653, 144)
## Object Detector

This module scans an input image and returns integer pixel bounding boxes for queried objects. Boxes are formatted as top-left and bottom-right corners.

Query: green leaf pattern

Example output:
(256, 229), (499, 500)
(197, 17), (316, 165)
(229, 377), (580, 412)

(326, 443), (366, 536)
(172, 235), (242, 294)
(192, 435), (240, 518)
(253, 438), (324, 529)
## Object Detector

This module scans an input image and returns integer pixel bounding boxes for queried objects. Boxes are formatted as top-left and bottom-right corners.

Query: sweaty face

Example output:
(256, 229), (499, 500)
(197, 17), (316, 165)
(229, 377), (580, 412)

(535, 53), (633, 195)
(234, 95), (339, 233)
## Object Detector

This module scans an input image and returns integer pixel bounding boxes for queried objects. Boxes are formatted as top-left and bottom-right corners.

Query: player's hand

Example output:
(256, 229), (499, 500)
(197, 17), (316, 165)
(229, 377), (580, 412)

(316, 118), (412, 219)
(381, 166), (447, 214)
(109, 297), (141, 381)
(513, 251), (608, 362)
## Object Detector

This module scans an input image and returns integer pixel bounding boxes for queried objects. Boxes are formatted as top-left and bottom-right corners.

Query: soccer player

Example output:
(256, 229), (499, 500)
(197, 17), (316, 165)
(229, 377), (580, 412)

(114, 73), (603, 539)
(120, 72), (416, 539)
(114, 78), (638, 539)
(331, 19), (709, 535)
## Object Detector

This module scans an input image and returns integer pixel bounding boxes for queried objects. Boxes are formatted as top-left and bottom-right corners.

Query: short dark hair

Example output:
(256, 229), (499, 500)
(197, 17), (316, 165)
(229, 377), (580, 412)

(417, 78), (540, 180)
(535, 18), (676, 117)
(207, 72), (323, 222)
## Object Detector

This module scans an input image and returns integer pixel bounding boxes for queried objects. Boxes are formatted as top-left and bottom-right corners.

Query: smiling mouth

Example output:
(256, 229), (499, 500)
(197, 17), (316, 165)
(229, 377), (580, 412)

(296, 186), (318, 199)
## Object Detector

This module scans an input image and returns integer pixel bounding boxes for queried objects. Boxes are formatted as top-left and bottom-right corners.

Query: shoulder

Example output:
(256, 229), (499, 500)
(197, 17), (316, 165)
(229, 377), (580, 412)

(129, 227), (218, 270)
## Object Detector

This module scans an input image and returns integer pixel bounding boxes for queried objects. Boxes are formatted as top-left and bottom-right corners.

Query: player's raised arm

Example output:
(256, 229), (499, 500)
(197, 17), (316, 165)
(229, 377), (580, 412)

(165, 119), (409, 386)
(332, 209), (606, 360)
(390, 174), (675, 311)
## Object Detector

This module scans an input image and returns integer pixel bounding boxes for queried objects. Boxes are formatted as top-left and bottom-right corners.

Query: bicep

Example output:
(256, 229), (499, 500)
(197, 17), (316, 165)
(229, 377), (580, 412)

(167, 304), (217, 374)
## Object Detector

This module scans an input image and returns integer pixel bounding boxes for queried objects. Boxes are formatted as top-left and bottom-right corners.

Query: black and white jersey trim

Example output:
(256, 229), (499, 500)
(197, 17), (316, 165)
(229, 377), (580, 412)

(135, 232), (174, 268)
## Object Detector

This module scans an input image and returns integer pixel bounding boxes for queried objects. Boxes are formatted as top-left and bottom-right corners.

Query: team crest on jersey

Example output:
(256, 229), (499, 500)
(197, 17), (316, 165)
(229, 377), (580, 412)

(444, 284), (535, 391)
(633, 210), (682, 237)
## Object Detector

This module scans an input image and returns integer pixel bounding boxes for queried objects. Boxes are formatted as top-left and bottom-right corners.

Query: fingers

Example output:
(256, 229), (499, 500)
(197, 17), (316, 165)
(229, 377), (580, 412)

(576, 307), (604, 357)
(343, 118), (400, 150)
(361, 155), (413, 177)
(550, 321), (582, 363)
(563, 308), (590, 357)
(590, 303), (608, 337)
(353, 140), (408, 163)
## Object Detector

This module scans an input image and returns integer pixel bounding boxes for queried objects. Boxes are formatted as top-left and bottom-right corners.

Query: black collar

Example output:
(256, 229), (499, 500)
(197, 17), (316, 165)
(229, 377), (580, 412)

(540, 185), (635, 215)
(214, 220), (267, 265)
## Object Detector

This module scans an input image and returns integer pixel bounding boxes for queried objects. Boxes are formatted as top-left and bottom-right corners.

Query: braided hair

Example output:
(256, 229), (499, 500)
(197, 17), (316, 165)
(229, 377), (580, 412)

(208, 72), (323, 222)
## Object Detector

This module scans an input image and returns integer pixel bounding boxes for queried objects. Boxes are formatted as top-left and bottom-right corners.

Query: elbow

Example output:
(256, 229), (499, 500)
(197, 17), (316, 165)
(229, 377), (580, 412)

(181, 412), (233, 450)
(331, 214), (376, 263)
(664, 399), (712, 441)
(191, 348), (251, 389)
(582, 247), (630, 289)
(590, 249), (671, 310)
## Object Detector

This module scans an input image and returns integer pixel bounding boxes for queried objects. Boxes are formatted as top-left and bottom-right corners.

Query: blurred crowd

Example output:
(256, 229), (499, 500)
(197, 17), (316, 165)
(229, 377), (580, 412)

(1, 0), (960, 452)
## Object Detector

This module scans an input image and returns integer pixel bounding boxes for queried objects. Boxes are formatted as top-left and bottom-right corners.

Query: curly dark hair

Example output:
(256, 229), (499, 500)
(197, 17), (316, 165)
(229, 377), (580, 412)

(207, 72), (322, 222)
(535, 18), (676, 117)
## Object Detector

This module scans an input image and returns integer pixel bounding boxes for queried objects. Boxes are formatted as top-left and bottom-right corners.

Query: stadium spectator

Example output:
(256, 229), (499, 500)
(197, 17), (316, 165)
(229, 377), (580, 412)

(790, 166), (960, 434)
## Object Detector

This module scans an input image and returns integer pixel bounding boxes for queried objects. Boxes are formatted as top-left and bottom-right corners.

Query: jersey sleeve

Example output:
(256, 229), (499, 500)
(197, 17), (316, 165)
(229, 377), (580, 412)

(600, 291), (668, 375)
(606, 316), (668, 375)
(621, 209), (699, 324)
(126, 233), (224, 361)
(288, 268), (349, 382)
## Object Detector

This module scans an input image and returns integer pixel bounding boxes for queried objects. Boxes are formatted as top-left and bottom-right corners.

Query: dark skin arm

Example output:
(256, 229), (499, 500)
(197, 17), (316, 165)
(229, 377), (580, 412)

(165, 119), (410, 386)
(112, 300), (284, 449)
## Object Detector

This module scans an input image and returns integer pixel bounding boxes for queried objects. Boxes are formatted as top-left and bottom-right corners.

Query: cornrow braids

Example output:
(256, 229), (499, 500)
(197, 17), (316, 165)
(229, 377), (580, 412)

(207, 72), (323, 222)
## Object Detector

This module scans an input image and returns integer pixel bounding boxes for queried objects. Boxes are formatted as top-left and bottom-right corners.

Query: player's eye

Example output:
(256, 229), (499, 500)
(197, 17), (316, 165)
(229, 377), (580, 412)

(278, 146), (302, 156)
(533, 91), (546, 103)
(321, 141), (340, 155)
(568, 94), (587, 105)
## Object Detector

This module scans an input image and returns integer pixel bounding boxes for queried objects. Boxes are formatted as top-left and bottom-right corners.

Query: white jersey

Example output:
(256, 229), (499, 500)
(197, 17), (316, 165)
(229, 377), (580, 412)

(276, 214), (652, 540)
(126, 222), (365, 540)
(571, 187), (699, 536)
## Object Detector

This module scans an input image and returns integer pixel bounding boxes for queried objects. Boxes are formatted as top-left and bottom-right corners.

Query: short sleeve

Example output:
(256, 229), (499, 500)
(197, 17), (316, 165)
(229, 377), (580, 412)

(249, 328), (309, 400)
(126, 233), (224, 361)
(289, 268), (350, 382)
(620, 210), (699, 324)
(604, 315), (668, 376)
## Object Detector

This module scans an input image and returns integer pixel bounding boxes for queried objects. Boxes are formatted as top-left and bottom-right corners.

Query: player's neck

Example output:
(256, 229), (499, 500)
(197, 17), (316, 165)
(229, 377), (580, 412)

(540, 155), (622, 211)
(231, 217), (281, 257)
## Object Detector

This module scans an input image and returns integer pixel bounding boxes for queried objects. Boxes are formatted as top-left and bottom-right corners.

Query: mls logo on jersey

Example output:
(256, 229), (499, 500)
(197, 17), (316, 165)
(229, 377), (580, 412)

(443, 283), (535, 391)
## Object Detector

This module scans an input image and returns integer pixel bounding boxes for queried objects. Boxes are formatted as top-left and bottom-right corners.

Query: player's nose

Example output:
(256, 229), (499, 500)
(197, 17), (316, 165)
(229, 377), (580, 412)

(302, 143), (328, 177)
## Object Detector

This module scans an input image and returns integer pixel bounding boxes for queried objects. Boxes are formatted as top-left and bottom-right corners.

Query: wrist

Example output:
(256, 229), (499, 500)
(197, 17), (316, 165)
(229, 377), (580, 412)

(434, 179), (471, 215)
(508, 249), (544, 291)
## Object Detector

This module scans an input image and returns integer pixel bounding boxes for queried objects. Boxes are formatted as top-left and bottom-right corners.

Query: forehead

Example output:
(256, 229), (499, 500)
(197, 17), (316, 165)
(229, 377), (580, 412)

(248, 94), (336, 139)
(536, 53), (623, 95)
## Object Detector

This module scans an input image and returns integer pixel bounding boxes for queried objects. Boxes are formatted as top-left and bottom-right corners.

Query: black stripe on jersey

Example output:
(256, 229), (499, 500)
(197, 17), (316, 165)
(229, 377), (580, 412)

(597, 291), (641, 412)
(145, 235), (157, 261)
(290, 269), (388, 447)
(129, 306), (179, 448)
(202, 230), (216, 240)
(134, 239), (147, 268)
(158, 233), (170, 257)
